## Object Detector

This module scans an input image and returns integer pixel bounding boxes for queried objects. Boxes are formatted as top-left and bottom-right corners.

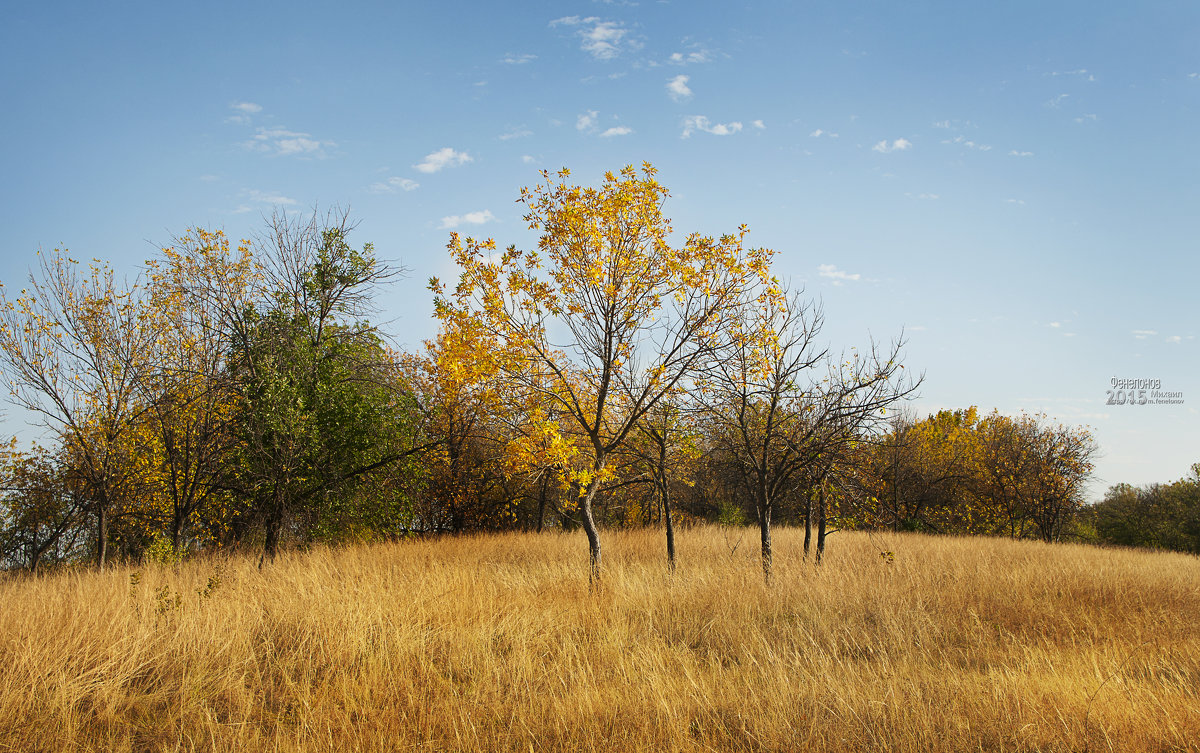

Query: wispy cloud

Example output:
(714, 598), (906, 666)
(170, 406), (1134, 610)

(550, 16), (635, 61)
(234, 189), (298, 213)
(905, 192), (939, 200)
(818, 264), (861, 282)
(1008, 150), (1034, 157)
(577, 110), (599, 132)
(1133, 330), (1157, 339)
(440, 210), (496, 229)
(501, 53), (537, 65)
(1074, 113), (1098, 123)
(414, 147), (473, 174)
(1004, 198), (1025, 205)
(681, 115), (742, 138)
(1166, 335), (1183, 343)
(668, 48), (711, 65)
(499, 128), (533, 141)
(521, 155), (537, 164)
(872, 138), (912, 153)
(244, 127), (334, 157)
(1047, 68), (1095, 81)
(368, 177), (419, 194)
(1046, 93), (1070, 108)
(600, 126), (633, 137)
(226, 101), (263, 125)
(666, 74), (692, 102)
(942, 135), (991, 151)
(752, 120), (765, 130)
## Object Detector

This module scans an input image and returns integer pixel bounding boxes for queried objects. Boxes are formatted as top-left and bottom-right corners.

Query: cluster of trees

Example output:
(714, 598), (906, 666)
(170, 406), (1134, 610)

(853, 407), (1097, 543)
(1085, 465), (1200, 554)
(0, 165), (1101, 580)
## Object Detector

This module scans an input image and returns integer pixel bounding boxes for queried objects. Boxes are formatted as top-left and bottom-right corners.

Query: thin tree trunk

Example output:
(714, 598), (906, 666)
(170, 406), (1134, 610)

(803, 489), (812, 559)
(262, 486), (285, 566)
(663, 480), (676, 574)
(758, 488), (773, 585)
(579, 468), (604, 585)
(816, 483), (828, 565)
(97, 503), (108, 570)
(536, 473), (548, 534)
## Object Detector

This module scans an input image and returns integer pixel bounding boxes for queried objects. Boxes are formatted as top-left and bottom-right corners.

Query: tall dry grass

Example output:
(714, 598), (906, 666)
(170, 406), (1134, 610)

(0, 525), (1197, 752)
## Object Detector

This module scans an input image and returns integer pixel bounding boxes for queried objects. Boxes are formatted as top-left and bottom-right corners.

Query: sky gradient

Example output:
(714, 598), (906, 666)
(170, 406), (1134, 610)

(2, 1), (1197, 499)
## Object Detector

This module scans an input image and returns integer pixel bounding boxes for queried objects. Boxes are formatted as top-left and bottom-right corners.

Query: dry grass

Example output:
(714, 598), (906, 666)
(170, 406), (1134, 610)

(1, 526), (1198, 752)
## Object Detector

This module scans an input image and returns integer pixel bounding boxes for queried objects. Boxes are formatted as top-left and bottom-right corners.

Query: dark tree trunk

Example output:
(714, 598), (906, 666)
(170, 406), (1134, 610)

(816, 483), (828, 565)
(803, 488), (813, 559)
(262, 486), (285, 566)
(579, 465), (605, 584)
(758, 488), (773, 584)
(663, 480), (676, 574)
(536, 473), (548, 534)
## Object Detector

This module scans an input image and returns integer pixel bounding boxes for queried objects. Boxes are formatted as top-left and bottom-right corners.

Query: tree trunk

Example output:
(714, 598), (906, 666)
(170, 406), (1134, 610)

(96, 503), (108, 570)
(663, 480), (676, 574)
(579, 469), (604, 585)
(758, 490), (773, 585)
(816, 483), (828, 566)
(536, 473), (548, 534)
(803, 489), (812, 559)
(262, 486), (285, 566)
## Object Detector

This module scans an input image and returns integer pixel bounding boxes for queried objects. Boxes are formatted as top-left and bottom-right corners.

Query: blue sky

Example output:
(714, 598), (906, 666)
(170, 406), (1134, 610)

(2, 1), (1197, 498)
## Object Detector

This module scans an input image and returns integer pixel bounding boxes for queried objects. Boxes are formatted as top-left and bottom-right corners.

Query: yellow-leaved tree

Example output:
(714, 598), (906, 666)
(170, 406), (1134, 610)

(432, 164), (777, 582)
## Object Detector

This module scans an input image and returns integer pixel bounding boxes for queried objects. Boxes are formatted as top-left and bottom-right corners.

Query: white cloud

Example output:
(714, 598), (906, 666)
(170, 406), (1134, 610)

(244, 127), (333, 156)
(1004, 198), (1025, 205)
(942, 135), (990, 151)
(1132, 330), (1157, 339)
(872, 138), (911, 153)
(226, 101), (263, 125)
(817, 264), (861, 282)
(681, 115), (742, 138)
(440, 210), (496, 229)
(414, 147), (473, 174)
(1049, 322), (1061, 328)
(1166, 335), (1182, 344)
(932, 120), (951, 129)
(811, 129), (824, 137)
(242, 189), (298, 208)
(905, 192), (939, 200)
(752, 120), (765, 129)
(550, 16), (633, 61)
(368, 177), (419, 194)
(1047, 68), (1094, 81)
(666, 74), (692, 102)
(600, 126), (633, 137)
(1074, 113), (1098, 123)
(1009, 150), (1034, 157)
(502, 53), (537, 64)
(499, 128), (533, 140)
(669, 49), (711, 65)
(1190, 73), (1200, 79)
(577, 110), (599, 131)
(522, 155), (537, 164)
(1047, 93), (1070, 108)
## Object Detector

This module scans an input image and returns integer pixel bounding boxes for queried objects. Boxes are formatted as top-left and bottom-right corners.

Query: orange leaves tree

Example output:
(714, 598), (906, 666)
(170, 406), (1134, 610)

(432, 164), (776, 581)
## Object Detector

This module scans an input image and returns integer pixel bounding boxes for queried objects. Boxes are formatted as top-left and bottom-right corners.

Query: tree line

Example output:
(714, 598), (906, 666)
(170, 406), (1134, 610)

(0, 165), (1104, 580)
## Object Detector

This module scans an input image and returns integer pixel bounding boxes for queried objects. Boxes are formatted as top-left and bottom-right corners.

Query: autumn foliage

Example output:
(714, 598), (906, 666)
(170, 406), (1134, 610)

(0, 167), (1110, 576)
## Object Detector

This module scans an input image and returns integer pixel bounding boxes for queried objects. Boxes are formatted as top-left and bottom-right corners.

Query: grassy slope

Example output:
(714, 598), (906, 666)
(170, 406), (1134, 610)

(0, 526), (1197, 752)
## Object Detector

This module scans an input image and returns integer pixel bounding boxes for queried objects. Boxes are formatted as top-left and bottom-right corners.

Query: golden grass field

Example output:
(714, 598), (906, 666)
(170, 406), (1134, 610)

(0, 525), (1197, 752)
